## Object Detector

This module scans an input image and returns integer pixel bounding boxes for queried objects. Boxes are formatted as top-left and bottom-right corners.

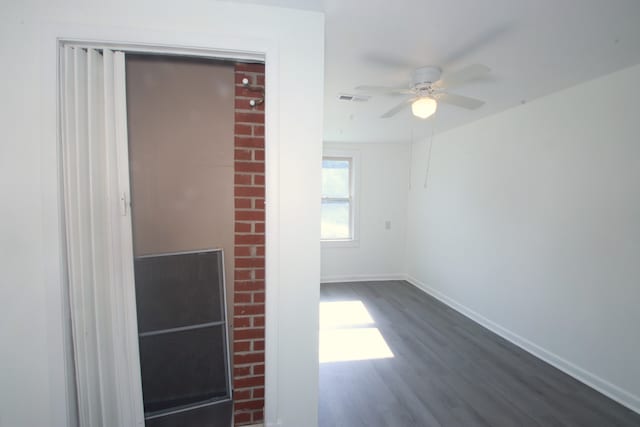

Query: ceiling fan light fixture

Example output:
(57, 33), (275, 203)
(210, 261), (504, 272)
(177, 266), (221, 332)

(411, 97), (437, 119)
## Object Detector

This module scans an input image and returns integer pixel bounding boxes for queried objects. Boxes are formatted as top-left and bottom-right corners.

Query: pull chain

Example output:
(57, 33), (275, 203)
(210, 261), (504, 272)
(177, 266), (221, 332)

(408, 126), (414, 190)
(424, 116), (436, 188)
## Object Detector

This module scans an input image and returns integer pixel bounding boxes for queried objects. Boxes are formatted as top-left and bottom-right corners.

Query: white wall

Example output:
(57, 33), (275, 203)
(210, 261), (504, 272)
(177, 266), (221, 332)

(406, 63), (640, 411)
(0, 1), (323, 427)
(321, 142), (410, 282)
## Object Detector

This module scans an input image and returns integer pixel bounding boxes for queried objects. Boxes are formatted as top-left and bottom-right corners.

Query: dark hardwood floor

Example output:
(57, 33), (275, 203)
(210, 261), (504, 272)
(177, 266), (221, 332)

(318, 281), (640, 427)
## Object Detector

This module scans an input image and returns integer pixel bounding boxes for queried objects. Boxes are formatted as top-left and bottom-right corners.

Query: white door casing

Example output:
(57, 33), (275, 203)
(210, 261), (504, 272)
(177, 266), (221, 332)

(59, 39), (280, 427)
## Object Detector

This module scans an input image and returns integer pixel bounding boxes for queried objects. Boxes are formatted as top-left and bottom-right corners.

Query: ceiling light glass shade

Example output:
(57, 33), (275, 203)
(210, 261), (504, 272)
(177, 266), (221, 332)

(411, 97), (437, 119)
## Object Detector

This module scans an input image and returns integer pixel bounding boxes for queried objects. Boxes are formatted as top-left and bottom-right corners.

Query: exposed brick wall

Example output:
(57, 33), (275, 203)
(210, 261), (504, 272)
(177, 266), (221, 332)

(233, 62), (265, 426)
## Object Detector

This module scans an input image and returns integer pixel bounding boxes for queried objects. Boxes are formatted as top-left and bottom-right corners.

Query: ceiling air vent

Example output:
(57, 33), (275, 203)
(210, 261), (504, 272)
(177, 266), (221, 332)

(338, 93), (370, 102)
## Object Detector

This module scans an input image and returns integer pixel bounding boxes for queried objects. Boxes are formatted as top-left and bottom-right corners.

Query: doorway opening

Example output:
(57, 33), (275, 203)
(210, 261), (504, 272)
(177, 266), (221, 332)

(60, 43), (267, 427)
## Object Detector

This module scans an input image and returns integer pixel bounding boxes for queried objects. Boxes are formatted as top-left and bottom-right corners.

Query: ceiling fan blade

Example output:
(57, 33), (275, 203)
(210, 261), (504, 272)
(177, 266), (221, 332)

(381, 97), (417, 118)
(362, 52), (415, 70)
(440, 24), (512, 66)
(355, 85), (412, 95)
(433, 64), (490, 90)
(434, 92), (485, 110)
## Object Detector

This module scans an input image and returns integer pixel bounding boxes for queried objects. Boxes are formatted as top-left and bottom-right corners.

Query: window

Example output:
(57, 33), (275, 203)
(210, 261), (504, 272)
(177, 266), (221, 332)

(321, 156), (355, 241)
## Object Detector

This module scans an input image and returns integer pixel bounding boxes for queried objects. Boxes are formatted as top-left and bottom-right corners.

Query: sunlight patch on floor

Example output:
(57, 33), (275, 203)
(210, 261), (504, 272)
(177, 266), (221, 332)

(319, 300), (394, 363)
(320, 300), (374, 328)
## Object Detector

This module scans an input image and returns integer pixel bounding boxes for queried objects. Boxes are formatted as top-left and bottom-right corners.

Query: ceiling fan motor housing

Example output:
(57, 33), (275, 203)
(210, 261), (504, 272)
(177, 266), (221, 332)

(412, 66), (442, 90)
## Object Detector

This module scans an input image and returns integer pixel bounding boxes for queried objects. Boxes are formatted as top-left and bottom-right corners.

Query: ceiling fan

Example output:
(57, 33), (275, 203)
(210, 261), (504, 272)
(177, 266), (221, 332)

(355, 64), (490, 119)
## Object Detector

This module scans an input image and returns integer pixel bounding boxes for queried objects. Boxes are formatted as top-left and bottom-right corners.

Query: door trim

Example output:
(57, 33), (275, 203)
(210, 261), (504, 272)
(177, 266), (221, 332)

(55, 30), (281, 426)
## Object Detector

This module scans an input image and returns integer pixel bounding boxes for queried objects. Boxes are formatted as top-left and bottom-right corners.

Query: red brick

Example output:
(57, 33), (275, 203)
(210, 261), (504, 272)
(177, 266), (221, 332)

(235, 222), (252, 233)
(234, 341), (251, 352)
(234, 94), (251, 107)
(254, 223), (265, 233)
(234, 412), (251, 424)
(256, 246), (265, 257)
(235, 186), (264, 198)
(235, 86), (255, 98)
(234, 293), (252, 304)
(235, 124), (252, 136)
(252, 409), (264, 423)
(253, 292), (265, 303)
(253, 198), (265, 210)
(234, 328), (264, 340)
(236, 258), (264, 268)
(235, 96), (251, 110)
(253, 340), (265, 352)
(254, 269), (265, 279)
(254, 175), (265, 186)
(235, 246), (252, 257)
(236, 234), (265, 245)
(233, 374), (264, 389)
(253, 364), (265, 375)
(234, 315), (252, 327)
(235, 280), (264, 291)
(234, 72), (250, 80)
(235, 136), (265, 148)
(235, 399), (264, 411)
(234, 196), (252, 208)
(254, 150), (265, 161)
(253, 387), (265, 398)
(235, 162), (265, 174)
(236, 112), (264, 124)
(235, 149), (253, 161)
(253, 316), (265, 327)
(236, 97), (265, 111)
(235, 270), (253, 280)
(235, 210), (265, 222)
(233, 352), (264, 370)
(235, 304), (264, 316)
(236, 63), (265, 73)
(234, 73), (260, 86)
(233, 388), (251, 400)
(235, 174), (253, 185)
(253, 125), (265, 137)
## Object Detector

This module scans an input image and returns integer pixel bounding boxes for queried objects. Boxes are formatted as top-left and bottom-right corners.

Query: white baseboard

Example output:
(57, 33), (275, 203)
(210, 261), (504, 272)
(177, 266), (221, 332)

(320, 273), (406, 284)
(404, 275), (640, 415)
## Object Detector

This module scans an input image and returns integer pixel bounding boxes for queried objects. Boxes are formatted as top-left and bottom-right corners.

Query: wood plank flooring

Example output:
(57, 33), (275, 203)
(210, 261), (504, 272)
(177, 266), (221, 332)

(319, 281), (640, 427)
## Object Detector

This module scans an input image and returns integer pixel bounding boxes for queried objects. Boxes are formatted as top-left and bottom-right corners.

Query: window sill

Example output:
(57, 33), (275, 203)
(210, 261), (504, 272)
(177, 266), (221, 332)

(321, 239), (360, 248)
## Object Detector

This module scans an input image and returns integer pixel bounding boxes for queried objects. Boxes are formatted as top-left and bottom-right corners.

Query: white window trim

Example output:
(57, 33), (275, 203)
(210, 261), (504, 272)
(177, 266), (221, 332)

(321, 149), (360, 248)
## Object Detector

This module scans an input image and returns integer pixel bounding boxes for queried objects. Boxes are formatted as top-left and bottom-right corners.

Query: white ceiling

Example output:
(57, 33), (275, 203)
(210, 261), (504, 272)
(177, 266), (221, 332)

(226, 0), (324, 11)
(232, 0), (640, 143)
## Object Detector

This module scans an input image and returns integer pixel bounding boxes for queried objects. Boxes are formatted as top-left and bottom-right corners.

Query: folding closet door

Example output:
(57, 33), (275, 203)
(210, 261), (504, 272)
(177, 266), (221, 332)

(61, 45), (145, 427)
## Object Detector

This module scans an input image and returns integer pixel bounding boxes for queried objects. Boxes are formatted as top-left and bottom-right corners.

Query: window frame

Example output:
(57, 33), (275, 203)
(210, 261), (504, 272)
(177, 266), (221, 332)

(321, 149), (359, 247)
